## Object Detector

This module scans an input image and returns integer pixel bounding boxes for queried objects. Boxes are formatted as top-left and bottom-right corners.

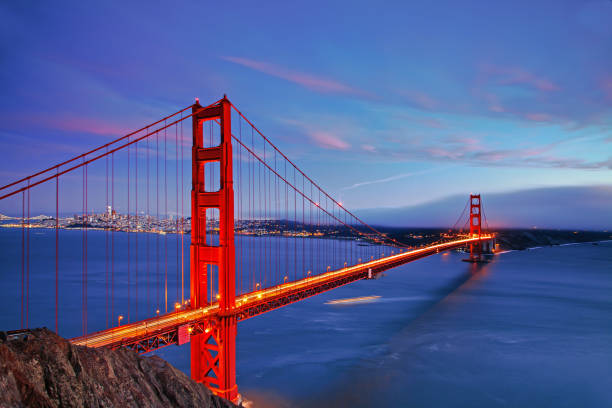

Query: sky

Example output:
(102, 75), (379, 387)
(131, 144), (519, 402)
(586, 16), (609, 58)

(0, 1), (610, 228)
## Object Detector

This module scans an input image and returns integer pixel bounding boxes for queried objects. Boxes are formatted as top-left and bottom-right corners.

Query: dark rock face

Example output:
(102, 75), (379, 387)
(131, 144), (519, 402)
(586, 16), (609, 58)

(0, 328), (237, 408)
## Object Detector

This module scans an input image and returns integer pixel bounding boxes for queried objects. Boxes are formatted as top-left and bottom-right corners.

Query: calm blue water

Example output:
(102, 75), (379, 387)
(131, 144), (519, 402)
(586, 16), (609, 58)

(0, 229), (611, 407)
(158, 241), (612, 407)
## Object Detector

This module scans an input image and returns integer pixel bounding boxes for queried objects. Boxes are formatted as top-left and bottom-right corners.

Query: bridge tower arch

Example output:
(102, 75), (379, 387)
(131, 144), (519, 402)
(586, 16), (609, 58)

(190, 97), (238, 402)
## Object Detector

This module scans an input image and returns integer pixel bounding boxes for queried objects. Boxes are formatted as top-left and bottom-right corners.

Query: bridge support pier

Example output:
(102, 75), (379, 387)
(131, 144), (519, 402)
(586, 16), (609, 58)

(190, 97), (239, 403)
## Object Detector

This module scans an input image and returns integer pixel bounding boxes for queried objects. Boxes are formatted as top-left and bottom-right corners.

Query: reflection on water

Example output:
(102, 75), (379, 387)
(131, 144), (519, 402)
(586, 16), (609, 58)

(325, 295), (381, 305)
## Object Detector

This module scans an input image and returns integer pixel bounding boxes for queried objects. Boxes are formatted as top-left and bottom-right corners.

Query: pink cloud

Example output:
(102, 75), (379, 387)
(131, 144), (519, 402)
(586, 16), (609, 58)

(525, 113), (553, 122)
(425, 147), (463, 160)
(394, 113), (446, 128)
(221, 56), (367, 96)
(481, 92), (505, 112)
(400, 90), (439, 110)
(0, 112), (128, 137)
(46, 116), (128, 137)
(361, 144), (376, 153)
(480, 63), (560, 92)
(602, 78), (612, 101)
(445, 136), (480, 148)
(308, 130), (350, 150)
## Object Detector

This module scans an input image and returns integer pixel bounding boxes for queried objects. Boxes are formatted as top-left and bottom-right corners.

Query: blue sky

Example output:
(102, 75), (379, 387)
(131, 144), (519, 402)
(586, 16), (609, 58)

(0, 1), (610, 228)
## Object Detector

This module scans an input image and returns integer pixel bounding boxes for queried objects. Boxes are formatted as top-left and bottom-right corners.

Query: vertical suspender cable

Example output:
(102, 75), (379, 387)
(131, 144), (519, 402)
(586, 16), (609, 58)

(146, 129), (150, 313)
(127, 138), (131, 322)
(105, 151), (109, 329)
(156, 130), (160, 311)
(135, 141), (138, 321)
(180, 113), (184, 304)
(26, 182), (30, 328)
(56, 170), (59, 334)
(84, 163), (88, 336)
(164, 121), (168, 313)
(112, 153), (115, 324)
(81, 163), (85, 335)
(175, 123), (179, 304)
(21, 191), (24, 329)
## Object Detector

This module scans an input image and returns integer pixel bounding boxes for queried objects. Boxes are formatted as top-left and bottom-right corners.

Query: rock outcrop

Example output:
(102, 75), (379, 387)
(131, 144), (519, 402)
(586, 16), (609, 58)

(0, 328), (237, 408)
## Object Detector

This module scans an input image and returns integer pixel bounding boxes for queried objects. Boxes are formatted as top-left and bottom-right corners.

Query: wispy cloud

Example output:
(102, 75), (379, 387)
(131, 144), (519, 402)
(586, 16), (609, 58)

(278, 118), (352, 151)
(393, 112), (446, 128)
(45, 116), (128, 137)
(399, 90), (439, 110)
(602, 77), (612, 101)
(479, 63), (560, 92)
(524, 113), (553, 122)
(369, 130), (612, 171)
(361, 144), (376, 153)
(221, 56), (369, 97)
(308, 130), (350, 150)
(0, 112), (129, 138)
(342, 166), (450, 190)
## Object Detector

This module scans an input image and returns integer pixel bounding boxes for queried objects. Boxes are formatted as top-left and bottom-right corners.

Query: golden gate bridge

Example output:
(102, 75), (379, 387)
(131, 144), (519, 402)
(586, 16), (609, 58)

(0, 96), (494, 403)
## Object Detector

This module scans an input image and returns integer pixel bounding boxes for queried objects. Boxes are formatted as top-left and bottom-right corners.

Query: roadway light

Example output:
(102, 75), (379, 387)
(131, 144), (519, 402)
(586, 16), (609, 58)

(175, 303), (181, 310)
(255, 283), (260, 290)
(284, 276), (288, 283)
(327, 266), (331, 271)
(156, 309), (160, 315)
(216, 294), (221, 300)
(118, 315), (124, 326)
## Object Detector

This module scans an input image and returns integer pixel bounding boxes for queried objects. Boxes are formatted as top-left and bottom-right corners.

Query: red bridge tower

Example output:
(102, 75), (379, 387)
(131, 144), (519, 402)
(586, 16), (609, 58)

(190, 97), (238, 402)
(469, 193), (482, 261)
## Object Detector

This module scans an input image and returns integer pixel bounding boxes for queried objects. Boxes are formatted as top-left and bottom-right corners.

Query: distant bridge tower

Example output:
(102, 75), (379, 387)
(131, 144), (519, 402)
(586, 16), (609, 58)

(469, 194), (482, 261)
(190, 97), (238, 403)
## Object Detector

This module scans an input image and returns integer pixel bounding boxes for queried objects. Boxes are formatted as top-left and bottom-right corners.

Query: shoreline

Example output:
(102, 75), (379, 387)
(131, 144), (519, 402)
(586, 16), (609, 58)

(496, 239), (612, 254)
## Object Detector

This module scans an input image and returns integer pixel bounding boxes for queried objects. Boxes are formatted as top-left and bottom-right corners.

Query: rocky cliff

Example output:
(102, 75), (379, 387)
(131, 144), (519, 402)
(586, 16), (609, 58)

(0, 328), (238, 408)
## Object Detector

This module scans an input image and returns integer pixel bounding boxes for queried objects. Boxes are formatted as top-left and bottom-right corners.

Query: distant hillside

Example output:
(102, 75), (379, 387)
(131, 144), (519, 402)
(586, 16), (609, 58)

(374, 227), (611, 251)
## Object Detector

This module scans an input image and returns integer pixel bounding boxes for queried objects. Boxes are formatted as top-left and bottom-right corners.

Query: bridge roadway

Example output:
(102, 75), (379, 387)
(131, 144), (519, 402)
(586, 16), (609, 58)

(71, 236), (492, 353)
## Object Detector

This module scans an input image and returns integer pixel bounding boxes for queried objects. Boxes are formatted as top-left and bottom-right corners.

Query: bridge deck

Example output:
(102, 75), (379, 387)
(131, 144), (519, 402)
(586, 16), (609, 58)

(71, 236), (492, 352)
